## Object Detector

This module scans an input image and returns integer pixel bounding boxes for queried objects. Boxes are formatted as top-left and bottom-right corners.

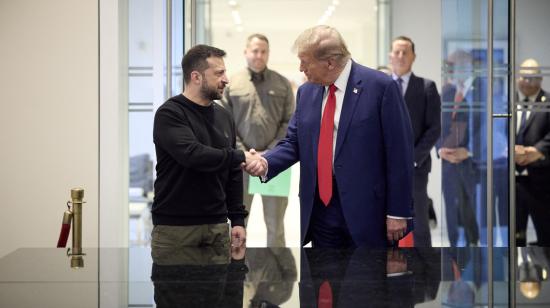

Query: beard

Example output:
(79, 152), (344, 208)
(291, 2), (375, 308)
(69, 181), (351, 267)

(200, 81), (223, 101)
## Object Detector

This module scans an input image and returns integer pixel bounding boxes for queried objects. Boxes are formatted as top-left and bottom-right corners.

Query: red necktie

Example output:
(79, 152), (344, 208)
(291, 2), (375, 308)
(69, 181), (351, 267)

(451, 260), (461, 280)
(318, 84), (337, 206)
(318, 280), (333, 308)
(451, 89), (464, 120)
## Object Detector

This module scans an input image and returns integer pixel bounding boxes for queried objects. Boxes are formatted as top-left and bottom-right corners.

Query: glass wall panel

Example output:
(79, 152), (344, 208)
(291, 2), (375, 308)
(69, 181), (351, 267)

(128, 0), (184, 247)
(441, 0), (509, 306)
(441, 0), (482, 248)
(515, 0), (550, 306)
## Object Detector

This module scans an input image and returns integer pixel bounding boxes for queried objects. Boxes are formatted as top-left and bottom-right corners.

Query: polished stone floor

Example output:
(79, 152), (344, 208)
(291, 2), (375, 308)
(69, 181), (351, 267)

(1, 247), (550, 307)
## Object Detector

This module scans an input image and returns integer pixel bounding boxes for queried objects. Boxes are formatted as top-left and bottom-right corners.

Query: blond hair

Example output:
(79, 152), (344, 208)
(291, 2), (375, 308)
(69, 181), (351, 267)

(292, 25), (350, 67)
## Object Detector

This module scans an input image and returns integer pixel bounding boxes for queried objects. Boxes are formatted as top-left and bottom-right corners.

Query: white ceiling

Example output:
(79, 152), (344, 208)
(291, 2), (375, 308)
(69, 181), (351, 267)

(208, 0), (379, 81)
(211, 0), (378, 32)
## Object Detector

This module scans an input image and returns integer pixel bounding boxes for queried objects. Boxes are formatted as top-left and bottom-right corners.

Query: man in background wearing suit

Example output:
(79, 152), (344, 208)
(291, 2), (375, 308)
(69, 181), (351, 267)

(515, 58), (550, 246)
(389, 36), (441, 247)
(246, 25), (414, 248)
(439, 49), (482, 247)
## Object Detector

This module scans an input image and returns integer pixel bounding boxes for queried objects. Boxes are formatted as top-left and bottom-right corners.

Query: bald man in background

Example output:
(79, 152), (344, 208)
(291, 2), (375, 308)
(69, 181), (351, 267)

(515, 58), (550, 246)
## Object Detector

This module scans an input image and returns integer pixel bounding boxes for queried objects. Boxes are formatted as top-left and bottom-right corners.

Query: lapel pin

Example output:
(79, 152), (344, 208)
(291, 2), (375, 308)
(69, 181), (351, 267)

(353, 88), (358, 94)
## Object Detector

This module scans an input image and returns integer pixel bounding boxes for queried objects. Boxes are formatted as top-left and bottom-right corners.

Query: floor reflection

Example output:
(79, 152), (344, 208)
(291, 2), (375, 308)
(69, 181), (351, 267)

(300, 248), (441, 307)
(151, 246), (247, 308)
(518, 247), (550, 302)
(148, 247), (513, 307)
(7, 247), (550, 306)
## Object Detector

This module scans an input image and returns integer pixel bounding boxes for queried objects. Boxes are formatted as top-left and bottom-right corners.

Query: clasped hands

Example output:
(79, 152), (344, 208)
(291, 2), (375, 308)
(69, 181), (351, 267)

(515, 145), (543, 166)
(242, 149), (268, 176)
(440, 147), (470, 164)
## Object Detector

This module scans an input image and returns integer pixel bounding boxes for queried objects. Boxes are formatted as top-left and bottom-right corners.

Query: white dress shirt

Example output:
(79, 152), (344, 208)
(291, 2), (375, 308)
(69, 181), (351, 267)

(320, 59), (352, 160)
(392, 71), (412, 96)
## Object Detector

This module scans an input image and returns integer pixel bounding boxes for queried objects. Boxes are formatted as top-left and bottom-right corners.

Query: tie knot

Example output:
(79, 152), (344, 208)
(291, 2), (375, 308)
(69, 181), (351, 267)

(397, 77), (403, 84)
(329, 84), (337, 94)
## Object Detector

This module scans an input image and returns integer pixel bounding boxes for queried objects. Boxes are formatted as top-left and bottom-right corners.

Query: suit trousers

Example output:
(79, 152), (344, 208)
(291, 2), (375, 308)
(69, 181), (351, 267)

(517, 176), (550, 246)
(243, 173), (288, 247)
(413, 171), (432, 247)
(442, 160), (480, 246)
(307, 177), (356, 248)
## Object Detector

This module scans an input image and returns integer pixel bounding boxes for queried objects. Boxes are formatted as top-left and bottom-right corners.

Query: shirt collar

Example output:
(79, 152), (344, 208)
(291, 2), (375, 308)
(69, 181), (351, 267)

(461, 76), (475, 95)
(248, 67), (267, 82)
(328, 59), (352, 93)
(392, 71), (412, 84)
(519, 89), (542, 102)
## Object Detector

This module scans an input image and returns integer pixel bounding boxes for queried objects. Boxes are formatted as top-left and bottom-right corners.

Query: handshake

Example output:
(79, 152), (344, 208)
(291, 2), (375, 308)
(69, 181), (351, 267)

(242, 149), (268, 177)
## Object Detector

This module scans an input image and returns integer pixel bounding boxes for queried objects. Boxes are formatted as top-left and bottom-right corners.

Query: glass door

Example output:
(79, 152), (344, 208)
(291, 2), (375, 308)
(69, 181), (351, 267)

(513, 0), (550, 306)
(126, 0), (186, 306)
(127, 0), (185, 247)
(440, 0), (509, 306)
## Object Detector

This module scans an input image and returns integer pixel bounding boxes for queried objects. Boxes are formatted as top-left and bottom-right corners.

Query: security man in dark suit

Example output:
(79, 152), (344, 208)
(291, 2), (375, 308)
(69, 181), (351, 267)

(515, 58), (550, 246)
(389, 36), (441, 247)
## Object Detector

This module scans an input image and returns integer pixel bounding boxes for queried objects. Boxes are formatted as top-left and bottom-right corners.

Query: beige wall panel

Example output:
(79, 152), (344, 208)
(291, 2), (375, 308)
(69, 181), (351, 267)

(0, 0), (99, 257)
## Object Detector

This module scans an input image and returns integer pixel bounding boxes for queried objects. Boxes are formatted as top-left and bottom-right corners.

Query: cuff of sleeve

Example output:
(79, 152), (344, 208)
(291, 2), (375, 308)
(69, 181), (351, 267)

(233, 150), (246, 166)
(259, 157), (269, 182)
(230, 217), (245, 228)
(386, 215), (412, 219)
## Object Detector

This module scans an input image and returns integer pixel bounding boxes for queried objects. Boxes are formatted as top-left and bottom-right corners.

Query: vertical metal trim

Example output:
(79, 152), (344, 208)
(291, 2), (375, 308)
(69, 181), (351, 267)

(166, 0), (172, 99)
(487, 0), (494, 307)
(376, 0), (381, 66)
(190, 0), (196, 47)
(509, 0), (517, 306)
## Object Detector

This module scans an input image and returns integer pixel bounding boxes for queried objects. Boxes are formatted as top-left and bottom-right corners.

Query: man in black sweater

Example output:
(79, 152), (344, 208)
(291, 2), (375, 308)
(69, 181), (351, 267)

(152, 45), (260, 251)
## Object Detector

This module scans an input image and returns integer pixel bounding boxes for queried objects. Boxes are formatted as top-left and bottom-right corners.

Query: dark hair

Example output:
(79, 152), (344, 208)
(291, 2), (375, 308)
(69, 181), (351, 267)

(181, 44), (226, 84)
(392, 36), (415, 54)
(247, 33), (269, 46)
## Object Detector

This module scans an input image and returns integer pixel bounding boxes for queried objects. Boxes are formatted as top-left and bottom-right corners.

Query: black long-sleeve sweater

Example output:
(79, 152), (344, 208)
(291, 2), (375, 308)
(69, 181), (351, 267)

(152, 94), (247, 227)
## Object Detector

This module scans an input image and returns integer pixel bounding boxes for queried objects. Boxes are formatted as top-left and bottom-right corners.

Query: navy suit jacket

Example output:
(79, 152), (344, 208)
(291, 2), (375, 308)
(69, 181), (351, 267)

(404, 73), (441, 175)
(517, 89), (550, 182)
(264, 61), (414, 246)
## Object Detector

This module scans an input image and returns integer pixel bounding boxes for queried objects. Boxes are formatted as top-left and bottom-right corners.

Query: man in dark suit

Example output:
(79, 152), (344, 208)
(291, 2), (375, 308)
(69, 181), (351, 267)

(389, 36), (441, 247)
(438, 49), (482, 247)
(245, 25), (414, 248)
(515, 58), (550, 246)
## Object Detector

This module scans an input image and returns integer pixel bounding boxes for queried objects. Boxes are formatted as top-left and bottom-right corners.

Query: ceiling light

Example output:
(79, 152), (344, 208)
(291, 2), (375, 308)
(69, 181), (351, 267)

(231, 10), (242, 25)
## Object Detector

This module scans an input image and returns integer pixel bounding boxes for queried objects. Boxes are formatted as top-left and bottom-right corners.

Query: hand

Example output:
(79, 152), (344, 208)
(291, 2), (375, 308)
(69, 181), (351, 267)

(244, 148), (261, 166)
(516, 146), (543, 166)
(243, 149), (268, 176)
(515, 145), (527, 164)
(386, 249), (408, 275)
(386, 217), (407, 242)
(440, 147), (469, 164)
(230, 225), (246, 248)
(231, 242), (246, 260)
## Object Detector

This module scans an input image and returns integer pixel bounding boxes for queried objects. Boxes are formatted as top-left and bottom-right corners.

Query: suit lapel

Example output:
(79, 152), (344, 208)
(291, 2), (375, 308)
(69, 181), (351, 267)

(522, 90), (547, 133)
(311, 85), (325, 167)
(335, 62), (362, 160)
(404, 74), (419, 110)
